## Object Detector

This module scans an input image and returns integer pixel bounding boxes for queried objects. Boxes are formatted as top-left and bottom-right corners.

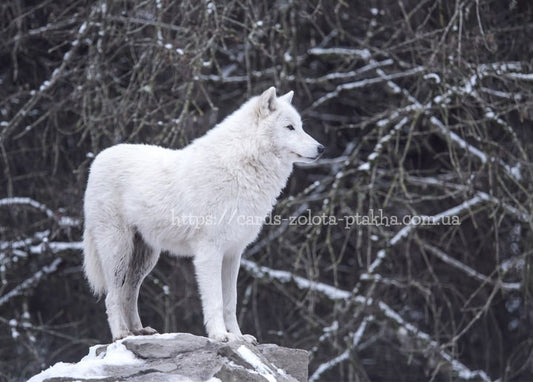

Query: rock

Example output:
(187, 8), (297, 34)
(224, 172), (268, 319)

(29, 333), (308, 382)
(124, 333), (211, 359)
(258, 344), (309, 382)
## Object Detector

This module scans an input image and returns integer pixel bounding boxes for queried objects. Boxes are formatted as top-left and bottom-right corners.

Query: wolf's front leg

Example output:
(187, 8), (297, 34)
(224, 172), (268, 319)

(222, 253), (257, 344)
(193, 247), (232, 342)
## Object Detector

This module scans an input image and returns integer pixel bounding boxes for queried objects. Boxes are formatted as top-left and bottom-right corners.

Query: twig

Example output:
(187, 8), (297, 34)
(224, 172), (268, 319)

(421, 242), (520, 291)
(0, 258), (62, 308)
(309, 316), (373, 382)
(242, 259), (493, 382)
(0, 197), (80, 227)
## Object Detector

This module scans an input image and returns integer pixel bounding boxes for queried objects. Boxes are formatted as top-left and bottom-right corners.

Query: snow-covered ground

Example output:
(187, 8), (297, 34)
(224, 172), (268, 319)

(28, 333), (223, 382)
(28, 340), (142, 382)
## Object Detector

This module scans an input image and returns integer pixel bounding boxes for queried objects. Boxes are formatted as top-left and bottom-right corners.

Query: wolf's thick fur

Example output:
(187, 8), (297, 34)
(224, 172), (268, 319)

(83, 87), (323, 342)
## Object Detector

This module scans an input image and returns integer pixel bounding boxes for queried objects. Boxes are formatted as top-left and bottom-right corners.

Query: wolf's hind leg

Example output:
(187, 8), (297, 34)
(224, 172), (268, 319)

(122, 232), (160, 336)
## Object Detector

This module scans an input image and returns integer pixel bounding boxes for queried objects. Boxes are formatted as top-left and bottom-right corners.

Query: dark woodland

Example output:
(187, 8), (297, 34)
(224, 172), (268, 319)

(1, 0), (532, 381)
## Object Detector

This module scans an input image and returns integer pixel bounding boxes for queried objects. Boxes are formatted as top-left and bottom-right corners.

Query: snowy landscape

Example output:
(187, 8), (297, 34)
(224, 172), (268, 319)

(1, 1), (533, 381)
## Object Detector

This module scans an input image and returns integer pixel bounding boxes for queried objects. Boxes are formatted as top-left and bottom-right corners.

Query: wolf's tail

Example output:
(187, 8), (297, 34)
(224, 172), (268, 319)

(83, 228), (107, 297)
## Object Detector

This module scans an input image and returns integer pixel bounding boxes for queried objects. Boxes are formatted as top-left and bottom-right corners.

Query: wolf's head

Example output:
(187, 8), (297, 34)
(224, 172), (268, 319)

(255, 87), (324, 163)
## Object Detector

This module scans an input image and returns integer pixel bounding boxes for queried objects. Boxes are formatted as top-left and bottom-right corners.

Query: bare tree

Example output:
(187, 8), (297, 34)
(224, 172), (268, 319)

(1, 0), (532, 380)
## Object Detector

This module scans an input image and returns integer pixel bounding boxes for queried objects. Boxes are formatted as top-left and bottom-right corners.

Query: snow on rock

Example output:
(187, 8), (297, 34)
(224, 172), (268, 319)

(237, 344), (277, 382)
(28, 332), (308, 382)
(28, 341), (142, 382)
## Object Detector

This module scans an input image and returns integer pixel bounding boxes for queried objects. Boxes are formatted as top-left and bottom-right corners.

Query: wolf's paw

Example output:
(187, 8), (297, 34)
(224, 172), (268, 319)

(132, 326), (158, 336)
(209, 332), (258, 344)
(242, 334), (258, 345)
(113, 330), (134, 341)
(210, 331), (239, 342)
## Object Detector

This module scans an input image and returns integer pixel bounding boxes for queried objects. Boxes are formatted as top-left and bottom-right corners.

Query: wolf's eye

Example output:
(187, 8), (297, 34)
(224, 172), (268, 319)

(285, 124), (295, 131)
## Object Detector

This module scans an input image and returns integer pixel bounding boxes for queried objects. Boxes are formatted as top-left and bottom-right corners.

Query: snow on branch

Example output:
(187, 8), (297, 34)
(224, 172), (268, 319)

(0, 239), (80, 308)
(0, 258), (62, 308)
(241, 259), (350, 301)
(201, 60), (396, 85)
(0, 5), (102, 140)
(242, 259), (493, 381)
(358, 117), (408, 172)
(0, 197), (80, 227)
(0, 197), (55, 218)
(430, 116), (522, 182)
(313, 59), (394, 83)
(311, 67), (424, 109)
(29, 241), (84, 255)
(406, 175), (530, 223)
(1, 238), (83, 259)
(308, 47), (372, 60)
(430, 117), (488, 163)
(365, 60), (523, 183)
(200, 67), (278, 83)
(309, 316), (372, 382)
(372, 56), (523, 168)
(376, 301), (493, 382)
(309, 346), (353, 382)
(364, 194), (491, 276)
(504, 72), (533, 81)
(308, 48), (525, 185)
(421, 243), (520, 291)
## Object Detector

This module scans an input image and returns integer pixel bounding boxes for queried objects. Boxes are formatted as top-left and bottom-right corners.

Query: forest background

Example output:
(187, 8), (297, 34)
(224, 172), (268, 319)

(0, 1), (532, 381)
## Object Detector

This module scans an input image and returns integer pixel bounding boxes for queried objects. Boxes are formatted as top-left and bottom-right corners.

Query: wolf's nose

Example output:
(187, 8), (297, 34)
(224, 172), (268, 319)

(317, 145), (325, 154)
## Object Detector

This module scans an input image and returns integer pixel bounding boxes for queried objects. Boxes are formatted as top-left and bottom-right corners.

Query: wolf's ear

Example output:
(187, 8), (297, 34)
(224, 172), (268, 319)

(278, 90), (294, 104)
(258, 87), (277, 116)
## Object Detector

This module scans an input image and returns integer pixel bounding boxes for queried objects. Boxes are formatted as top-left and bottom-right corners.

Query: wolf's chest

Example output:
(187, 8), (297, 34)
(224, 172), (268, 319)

(209, 198), (272, 243)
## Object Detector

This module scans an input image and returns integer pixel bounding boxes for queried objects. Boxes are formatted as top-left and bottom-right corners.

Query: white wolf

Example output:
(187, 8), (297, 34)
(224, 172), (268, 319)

(83, 87), (324, 343)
